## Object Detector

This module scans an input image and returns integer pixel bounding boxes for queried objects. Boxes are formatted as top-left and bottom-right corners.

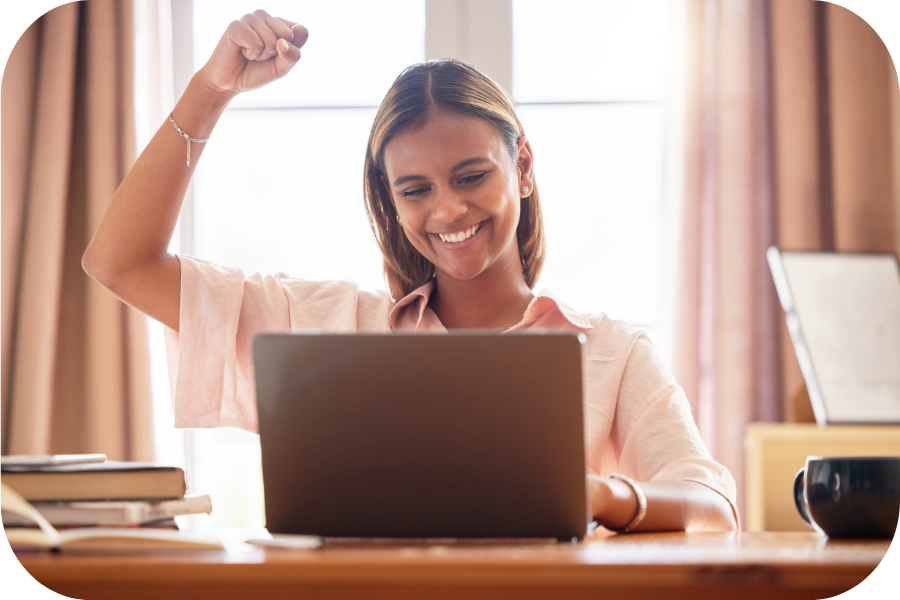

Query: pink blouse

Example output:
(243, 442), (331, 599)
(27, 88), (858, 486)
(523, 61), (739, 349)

(165, 255), (739, 526)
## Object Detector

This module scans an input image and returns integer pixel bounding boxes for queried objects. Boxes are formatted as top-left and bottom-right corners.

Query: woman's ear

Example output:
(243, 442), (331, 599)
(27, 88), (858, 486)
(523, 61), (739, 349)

(516, 135), (534, 189)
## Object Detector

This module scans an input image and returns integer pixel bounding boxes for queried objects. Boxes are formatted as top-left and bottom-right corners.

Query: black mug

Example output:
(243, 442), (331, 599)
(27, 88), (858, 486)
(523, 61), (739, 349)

(794, 456), (900, 538)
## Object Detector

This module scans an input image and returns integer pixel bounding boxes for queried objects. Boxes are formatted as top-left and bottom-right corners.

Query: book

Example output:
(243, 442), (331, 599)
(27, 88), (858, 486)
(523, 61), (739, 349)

(1, 461), (186, 502)
(4, 517), (180, 530)
(2, 483), (222, 552)
(1, 454), (107, 467)
(1, 495), (211, 527)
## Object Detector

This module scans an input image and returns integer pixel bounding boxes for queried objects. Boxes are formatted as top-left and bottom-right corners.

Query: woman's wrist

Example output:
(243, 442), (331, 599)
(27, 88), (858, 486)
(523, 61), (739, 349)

(169, 71), (235, 141)
(589, 475), (640, 531)
(194, 66), (240, 107)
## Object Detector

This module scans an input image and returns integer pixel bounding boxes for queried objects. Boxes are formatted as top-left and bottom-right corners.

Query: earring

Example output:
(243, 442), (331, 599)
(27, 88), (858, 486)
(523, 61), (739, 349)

(396, 215), (401, 224)
(521, 185), (530, 195)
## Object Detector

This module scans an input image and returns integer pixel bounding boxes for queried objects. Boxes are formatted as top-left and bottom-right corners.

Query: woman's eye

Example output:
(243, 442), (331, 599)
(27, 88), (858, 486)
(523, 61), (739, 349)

(459, 173), (487, 185)
(402, 187), (429, 197)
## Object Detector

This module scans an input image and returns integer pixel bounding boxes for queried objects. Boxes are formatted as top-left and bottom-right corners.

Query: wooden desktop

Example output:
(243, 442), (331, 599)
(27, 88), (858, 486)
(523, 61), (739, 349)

(15, 529), (891, 600)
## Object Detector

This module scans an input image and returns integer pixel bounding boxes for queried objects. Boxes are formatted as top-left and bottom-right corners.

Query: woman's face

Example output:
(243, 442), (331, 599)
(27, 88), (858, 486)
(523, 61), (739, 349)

(383, 111), (533, 285)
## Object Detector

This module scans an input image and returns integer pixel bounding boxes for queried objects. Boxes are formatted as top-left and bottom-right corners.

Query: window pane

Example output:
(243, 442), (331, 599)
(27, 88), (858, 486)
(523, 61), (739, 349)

(513, 0), (670, 102)
(193, 108), (385, 290)
(193, 0), (425, 108)
(190, 428), (265, 529)
(521, 104), (664, 324)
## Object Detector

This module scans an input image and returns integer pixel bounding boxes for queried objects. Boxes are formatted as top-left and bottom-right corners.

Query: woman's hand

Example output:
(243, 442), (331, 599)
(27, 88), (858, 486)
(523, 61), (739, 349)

(198, 10), (309, 99)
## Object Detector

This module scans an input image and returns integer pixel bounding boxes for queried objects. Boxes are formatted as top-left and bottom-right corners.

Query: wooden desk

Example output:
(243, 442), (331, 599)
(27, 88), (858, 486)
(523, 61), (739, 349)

(15, 531), (890, 600)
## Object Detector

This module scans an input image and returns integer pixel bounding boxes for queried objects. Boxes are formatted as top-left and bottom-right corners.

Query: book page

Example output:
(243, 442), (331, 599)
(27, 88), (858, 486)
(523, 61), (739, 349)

(1, 482), (59, 547)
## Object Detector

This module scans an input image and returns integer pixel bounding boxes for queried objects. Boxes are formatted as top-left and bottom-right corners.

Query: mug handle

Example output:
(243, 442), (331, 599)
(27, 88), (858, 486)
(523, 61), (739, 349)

(794, 467), (812, 526)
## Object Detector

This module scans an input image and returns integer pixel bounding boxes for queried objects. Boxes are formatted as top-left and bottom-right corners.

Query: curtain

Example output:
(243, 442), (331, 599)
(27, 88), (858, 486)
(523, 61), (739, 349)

(1, 0), (152, 461)
(666, 0), (900, 516)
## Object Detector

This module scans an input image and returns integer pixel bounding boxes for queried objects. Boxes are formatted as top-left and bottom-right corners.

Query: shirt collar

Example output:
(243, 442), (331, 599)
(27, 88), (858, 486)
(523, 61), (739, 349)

(389, 281), (592, 332)
(517, 289), (594, 331)
(389, 279), (436, 331)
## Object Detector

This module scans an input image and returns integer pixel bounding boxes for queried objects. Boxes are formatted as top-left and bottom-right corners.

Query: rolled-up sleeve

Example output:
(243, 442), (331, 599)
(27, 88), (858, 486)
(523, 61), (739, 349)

(613, 336), (740, 529)
(164, 255), (289, 432)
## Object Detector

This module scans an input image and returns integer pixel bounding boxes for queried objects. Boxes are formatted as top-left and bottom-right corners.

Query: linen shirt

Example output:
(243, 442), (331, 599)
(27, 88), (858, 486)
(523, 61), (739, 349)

(165, 255), (739, 525)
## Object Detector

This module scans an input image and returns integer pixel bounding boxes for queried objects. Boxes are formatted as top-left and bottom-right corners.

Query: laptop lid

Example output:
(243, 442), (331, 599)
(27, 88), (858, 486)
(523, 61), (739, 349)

(767, 248), (900, 425)
(253, 332), (588, 540)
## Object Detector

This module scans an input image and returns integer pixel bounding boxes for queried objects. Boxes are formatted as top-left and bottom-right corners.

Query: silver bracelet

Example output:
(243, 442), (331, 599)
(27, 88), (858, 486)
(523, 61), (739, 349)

(607, 473), (647, 533)
(168, 114), (210, 167)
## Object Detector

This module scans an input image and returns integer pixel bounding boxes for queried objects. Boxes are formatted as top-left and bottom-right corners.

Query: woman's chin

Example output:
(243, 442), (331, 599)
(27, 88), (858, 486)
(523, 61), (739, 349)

(434, 262), (487, 283)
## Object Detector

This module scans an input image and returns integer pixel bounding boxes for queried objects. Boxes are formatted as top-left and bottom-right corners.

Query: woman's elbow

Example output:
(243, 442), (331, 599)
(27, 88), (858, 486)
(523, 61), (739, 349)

(718, 507), (740, 532)
(703, 499), (740, 532)
(82, 241), (122, 292)
(685, 483), (740, 532)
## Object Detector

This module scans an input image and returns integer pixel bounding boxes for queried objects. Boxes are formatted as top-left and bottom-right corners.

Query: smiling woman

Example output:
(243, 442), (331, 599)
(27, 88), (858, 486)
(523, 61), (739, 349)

(82, 9), (738, 534)
(366, 60), (541, 330)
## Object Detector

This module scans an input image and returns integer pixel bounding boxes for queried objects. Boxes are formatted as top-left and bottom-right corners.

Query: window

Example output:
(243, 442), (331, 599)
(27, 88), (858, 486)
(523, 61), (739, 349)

(513, 0), (669, 330)
(192, 0), (424, 288)
(147, 0), (670, 529)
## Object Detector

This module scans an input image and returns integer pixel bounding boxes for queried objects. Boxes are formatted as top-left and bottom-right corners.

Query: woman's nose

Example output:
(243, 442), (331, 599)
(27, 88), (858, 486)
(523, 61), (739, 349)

(431, 187), (468, 222)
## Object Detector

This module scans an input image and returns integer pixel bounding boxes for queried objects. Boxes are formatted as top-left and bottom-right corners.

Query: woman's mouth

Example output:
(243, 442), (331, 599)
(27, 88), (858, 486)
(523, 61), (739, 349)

(436, 221), (482, 244)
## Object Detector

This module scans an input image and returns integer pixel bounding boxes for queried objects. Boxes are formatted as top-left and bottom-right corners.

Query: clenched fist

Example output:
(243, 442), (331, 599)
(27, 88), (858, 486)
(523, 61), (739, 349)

(199, 9), (309, 97)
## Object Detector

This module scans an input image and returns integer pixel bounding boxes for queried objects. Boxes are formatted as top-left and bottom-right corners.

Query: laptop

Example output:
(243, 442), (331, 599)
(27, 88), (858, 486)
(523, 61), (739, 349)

(767, 249), (900, 425)
(253, 332), (589, 540)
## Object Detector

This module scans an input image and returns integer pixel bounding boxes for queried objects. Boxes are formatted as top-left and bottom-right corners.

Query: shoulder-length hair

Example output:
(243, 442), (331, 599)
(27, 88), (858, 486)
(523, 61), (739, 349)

(363, 59), (546, 301)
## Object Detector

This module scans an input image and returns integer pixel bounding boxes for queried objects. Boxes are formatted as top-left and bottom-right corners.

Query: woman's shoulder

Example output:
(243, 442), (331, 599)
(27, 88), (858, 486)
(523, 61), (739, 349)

(178, 256), (394, 330)
(276, 276), (391, 301)
(579, 312), (652, 361)
(275, 276), (393, 331)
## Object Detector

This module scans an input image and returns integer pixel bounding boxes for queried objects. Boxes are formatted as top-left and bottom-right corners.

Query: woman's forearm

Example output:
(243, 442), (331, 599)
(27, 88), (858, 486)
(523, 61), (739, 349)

(82, 72), (234, 330)
(589, 476), (738, 533)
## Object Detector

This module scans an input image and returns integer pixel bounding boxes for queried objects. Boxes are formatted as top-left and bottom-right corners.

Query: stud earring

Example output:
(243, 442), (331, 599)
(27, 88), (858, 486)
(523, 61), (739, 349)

(521, 185), (530, 195)
(396, 215), (401, 224)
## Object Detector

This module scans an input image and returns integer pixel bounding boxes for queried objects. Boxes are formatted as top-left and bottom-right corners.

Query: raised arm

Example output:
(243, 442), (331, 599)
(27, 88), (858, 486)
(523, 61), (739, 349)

(82, 11), (308, 331)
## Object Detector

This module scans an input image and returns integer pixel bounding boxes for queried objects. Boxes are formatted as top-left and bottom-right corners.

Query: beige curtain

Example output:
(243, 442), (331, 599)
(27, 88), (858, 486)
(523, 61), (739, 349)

(667, 0), (900, 516)
(1, 0), (152, 461)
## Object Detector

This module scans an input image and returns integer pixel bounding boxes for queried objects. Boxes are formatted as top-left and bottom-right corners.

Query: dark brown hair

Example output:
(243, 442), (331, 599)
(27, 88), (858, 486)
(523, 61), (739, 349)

(363, 59), (546, 301)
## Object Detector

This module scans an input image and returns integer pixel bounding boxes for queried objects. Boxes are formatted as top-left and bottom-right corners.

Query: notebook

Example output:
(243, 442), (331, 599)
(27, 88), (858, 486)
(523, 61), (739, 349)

(253, 332), (589, 540)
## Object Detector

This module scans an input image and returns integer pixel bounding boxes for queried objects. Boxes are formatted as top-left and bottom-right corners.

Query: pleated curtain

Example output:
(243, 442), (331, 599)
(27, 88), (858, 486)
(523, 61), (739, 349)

(665, 0), (900, 517)
(1, 0), (153, 461)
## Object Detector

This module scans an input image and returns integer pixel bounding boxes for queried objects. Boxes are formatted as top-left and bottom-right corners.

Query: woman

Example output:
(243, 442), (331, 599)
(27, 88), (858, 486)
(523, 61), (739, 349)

(83, 10), (738, 533)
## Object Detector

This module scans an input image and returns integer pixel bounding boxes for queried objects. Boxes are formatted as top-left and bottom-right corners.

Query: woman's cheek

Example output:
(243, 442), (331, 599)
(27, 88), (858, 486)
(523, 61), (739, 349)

(404, 224), (433, 259)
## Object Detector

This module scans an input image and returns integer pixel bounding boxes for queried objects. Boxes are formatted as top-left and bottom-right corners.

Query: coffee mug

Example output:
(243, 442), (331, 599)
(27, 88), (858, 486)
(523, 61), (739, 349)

(794, 456), (900, 538)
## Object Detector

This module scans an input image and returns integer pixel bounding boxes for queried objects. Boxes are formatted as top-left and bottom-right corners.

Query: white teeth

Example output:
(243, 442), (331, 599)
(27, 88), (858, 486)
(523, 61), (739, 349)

(439, 223), (481, 243)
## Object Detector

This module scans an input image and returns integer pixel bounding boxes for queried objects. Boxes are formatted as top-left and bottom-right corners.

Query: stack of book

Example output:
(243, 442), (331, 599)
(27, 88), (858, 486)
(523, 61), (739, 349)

(2, 454), (217, 550)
